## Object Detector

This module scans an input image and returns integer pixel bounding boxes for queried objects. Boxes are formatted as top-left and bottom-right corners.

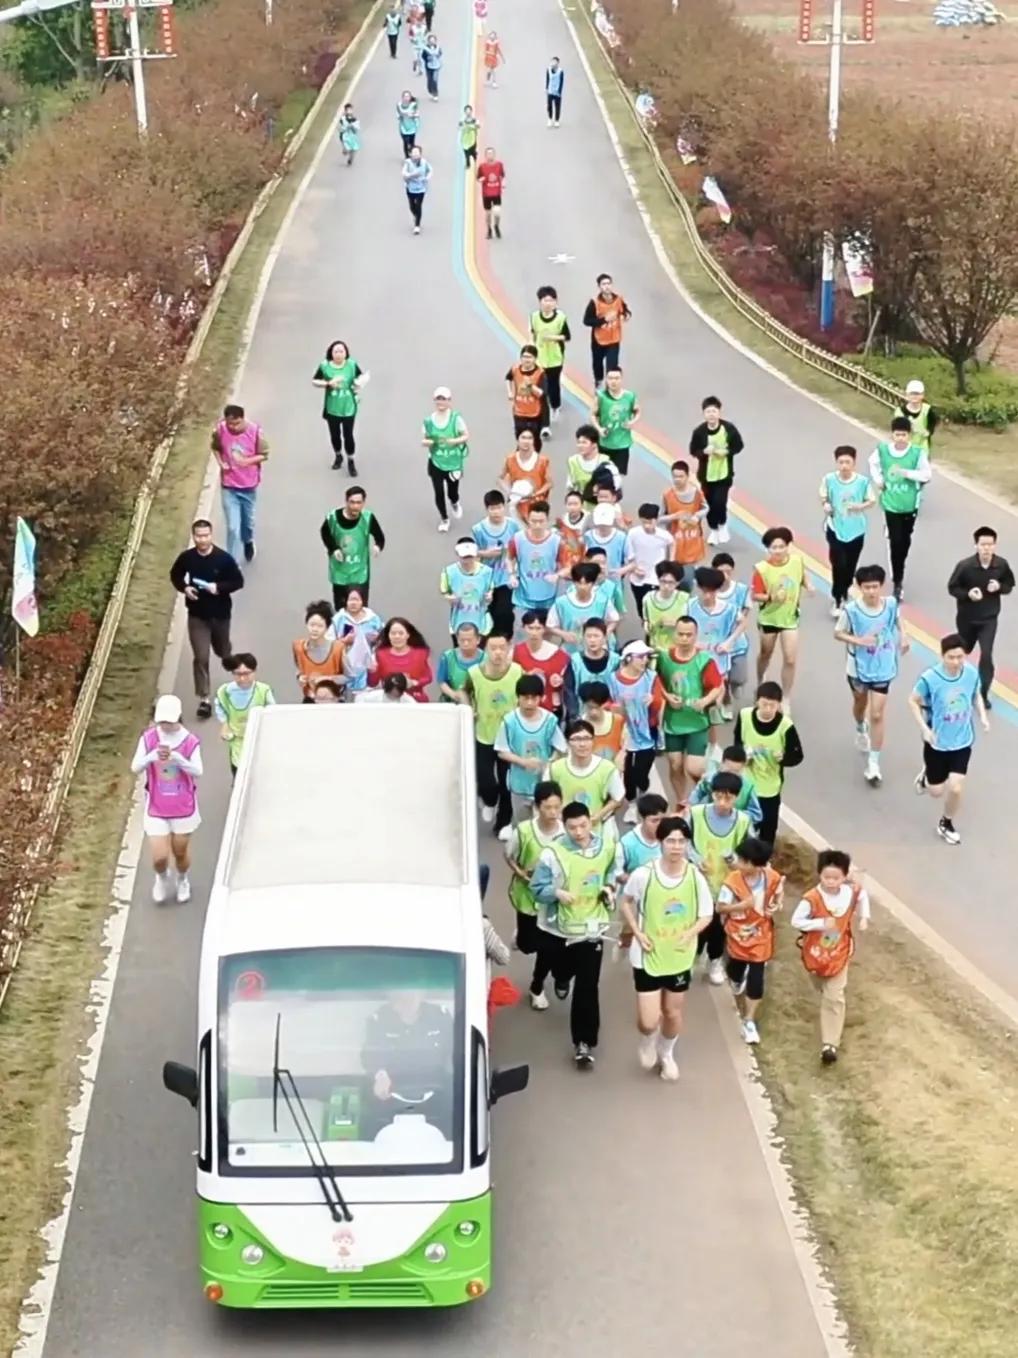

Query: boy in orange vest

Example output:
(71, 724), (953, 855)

(791, 848), (870, 1065)
(483, 30), (503, 86)
(716, 835), (784, 1046)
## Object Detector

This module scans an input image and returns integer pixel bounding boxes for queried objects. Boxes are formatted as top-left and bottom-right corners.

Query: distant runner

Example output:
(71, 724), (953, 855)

(530, 286), (570, 435)
(545, 55), (564, 127)
(423, 386), (469, 531)
(478, 146), (506, 239)
(338, 103), (360, 166)
(402, 143), (432, 234)
(868, 415), (931, 601)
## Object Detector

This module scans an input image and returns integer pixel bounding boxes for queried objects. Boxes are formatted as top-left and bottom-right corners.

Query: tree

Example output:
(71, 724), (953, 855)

(0, 1), (96, 87)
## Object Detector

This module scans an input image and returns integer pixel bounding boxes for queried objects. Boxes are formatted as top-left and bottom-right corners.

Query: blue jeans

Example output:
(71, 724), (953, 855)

(222, 487), (256, 562)
(425, 65), (439, 96)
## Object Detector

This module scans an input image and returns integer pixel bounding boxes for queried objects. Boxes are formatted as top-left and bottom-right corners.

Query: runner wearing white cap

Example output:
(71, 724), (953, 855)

(130, 695), (204, 903)
(423, 387), (470, 531)
(439, 537), (494, 642)
(609, 640), (662, 821)
(894, 379), (938, 455)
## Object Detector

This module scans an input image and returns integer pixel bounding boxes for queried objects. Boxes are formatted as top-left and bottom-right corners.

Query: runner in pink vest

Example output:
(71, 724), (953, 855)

(211, 403), (269, 566)
(130, 694), (204, 903)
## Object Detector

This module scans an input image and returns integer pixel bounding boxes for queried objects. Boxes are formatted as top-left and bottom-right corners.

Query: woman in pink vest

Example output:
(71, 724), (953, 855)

(130, 694), (204, 904)
(210, 403), (269, 565)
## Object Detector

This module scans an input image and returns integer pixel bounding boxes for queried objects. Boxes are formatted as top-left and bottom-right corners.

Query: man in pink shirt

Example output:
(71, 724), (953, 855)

(210, 403), (270, 565)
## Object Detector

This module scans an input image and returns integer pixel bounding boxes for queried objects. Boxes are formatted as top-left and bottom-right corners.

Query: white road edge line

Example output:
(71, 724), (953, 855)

(560, 1), (1017, 521)
(13, 26), (386, 1357)
(559, 0), (1018, 1029)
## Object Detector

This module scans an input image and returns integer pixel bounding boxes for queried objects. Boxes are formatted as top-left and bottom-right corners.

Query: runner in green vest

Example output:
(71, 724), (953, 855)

(464, 634), (521, 835)
(320, 486), (385, 610)
(752, 526), (813, 700)
(529, 802), (619, 1068)
(735, 682), (804, 847)
(688, 773), (751, 984)
(436, 622), (484, 702)
(546, 719), (624, 833)
(423, 387), (470, 532)
(312, 341), (365, 472)
(530, 285), (571, 435)
(868, 416), (932, 600)
(503, 780), (565, 1007)
(458, 103), (479, 167)
(214, 652), (275, 777)
(654, 616), (724, 806)
(592, 367), (640, 477)
(619, 815), (713, 1081)
(895, 379), (938, 455)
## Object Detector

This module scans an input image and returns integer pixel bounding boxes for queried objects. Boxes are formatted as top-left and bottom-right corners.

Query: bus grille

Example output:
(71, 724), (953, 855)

(257, 1279), (432, 1307)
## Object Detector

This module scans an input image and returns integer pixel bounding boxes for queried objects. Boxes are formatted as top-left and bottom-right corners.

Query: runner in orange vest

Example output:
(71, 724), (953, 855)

(659, 458), (708, 589)
(716, 836), (784, 1046)
(790, 848), (870, 1065)
(483, 30), (503, 87)
(582, 272), (632, 387)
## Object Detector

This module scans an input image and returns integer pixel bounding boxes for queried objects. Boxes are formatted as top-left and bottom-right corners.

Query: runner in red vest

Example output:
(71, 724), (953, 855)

(478, 146), (506, 240)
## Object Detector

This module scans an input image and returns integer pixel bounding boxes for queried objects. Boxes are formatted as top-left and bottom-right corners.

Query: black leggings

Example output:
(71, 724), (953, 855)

(726, 957), (766, 1001)
(326, 414), (356, 458)
(623, 748), (656, 803)
(826, 529), (865, 607)
(543, 365), (563, 414)
(427, 462), (460, 520)
(703, 478), (731, 530)
(387, 32), (398, 57)
(475, 740), (511, 830)
(401, 131), (416, 157)
(407, 191), (424, 226)
(695, 911), (726, 962)
(591, 341), (620, 386)
(547, 93), (562, 121)
(957, 615), (998, 700)
(537, 935), (603, 1046)
(884, 510), (918, 589)
(463, 144), (477, 168)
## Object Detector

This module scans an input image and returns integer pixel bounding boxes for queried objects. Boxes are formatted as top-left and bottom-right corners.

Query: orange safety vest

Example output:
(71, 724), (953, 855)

(557, 516), (587, 567)
(591, 710), (625, 759)
(593, 293), (627, 348)
(511, 364), (544, 419)
(721, 867), (781, 963)
(663, 485), (707, 565)
(484, 38), (501, 68)
(799, 885), (860, 978)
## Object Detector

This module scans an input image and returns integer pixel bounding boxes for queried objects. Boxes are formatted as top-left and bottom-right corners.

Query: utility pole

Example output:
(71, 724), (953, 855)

(125, 1), (148, 135)
(92, 0), (177, 137)
(799, 0), (875, 331)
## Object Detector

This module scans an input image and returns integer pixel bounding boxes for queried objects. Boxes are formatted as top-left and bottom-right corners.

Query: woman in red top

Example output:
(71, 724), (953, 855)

(512, 610), (569, 714)
(370, 617), (433, 702)
(477, 146), (506, 240)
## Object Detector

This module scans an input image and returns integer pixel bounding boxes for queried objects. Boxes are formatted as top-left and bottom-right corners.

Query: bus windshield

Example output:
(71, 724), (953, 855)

(218, 947), (464, 1176)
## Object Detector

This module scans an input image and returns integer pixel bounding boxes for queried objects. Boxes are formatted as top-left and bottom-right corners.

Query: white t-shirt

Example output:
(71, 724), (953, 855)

(624, 860), (714, 966)
(791, 883), (871, 931)
(625, 525), (674, 580)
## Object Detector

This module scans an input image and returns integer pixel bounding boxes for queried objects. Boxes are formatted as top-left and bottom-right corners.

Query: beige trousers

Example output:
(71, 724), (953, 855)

(811, 966), (849, 1047)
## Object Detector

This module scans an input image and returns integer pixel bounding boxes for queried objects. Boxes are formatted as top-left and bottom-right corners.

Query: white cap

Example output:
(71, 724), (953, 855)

(592, 504), (616, 526)
(455, 540), (478, 558)
(509, 478), (535, 503)
(433, 385), (452, 400)
(154, 694), (182, 724)
(905, 379), (925, 396)
(621, 640), (654, 660)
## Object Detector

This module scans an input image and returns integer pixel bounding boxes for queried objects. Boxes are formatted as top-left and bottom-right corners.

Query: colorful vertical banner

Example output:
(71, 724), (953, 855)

(11, 517), (40, 638)
(798, 0), (813, 43)
(702, 176), (732, 224)
(861, 0), (875, 41)
(842, 240), (874, 297)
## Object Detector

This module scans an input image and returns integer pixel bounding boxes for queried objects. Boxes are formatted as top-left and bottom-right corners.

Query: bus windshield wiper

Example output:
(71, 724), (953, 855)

(271, 1014), (352, 1224)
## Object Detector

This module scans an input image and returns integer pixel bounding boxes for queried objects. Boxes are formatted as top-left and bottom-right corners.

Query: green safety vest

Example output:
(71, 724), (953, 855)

(469, 662), (522, 745)
(877, 442), (922, 514)
(320, 358), (359, 419)
(689, 804), (751, 896)
(756, 555), (804, 629)
(736, 708), (792, 798)
(425, 410), (469, 473)
(635, 861), (702, 976)
(655, 649), (713, 734)
(438, 647), (477, 701)
(643, 590), (690, 651)
(567, 452), (609, 496)
(596, 389), (637, 450)
(546, 836), (616, 937)
(326, 509), (373, 585)
(704, 425), (730, 483)
(530, 309), (568, 370)
(217, 682), (273, 769)
(547, 755), (616, 818)
(460, 118), (479, 150)
(899, 402), (932, 452)
(508, 819), (563, 916)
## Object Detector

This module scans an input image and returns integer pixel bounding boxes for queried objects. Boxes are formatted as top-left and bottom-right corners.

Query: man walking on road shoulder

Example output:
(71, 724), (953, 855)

(320, 485), (385, 611)
(947, 526), (1013, 708)
(170, 518), (244, 720)
(868, 416), (931, 601)
(211, 403), (269, 565)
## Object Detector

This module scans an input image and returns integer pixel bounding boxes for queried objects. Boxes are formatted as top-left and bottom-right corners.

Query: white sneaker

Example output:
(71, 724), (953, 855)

(497, 825), (512, 842)
(829, 600), (841, 619)
(706, 529), (719, 547)
(913, 769), (927, 796)
(638, 1034), (659, 1070)
(530, 989), (549, 1011)
(659, 1053), (680, 1081)
(480, 804), (495, 824)
(438, 519), (450, 533)
(717, 525), (731, 544)
(176, 875), (192, 904)
(741, 1019), (760, 1045)
(854, 722), (871, 753)
(864, 757), (882, 786)
(551, 407), (561, 422)
(719, 701), (733, 722)
(151, 870), (171, 904)
(450, 502), (463, 520)
(547, 117), (553, 128)
(413, 225), (421, 234)
(708, 958), (726, 986)
(623, 804), (638, 825)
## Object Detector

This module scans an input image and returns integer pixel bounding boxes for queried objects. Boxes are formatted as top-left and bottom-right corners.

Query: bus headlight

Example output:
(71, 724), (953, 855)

(211, 1223), (232, 1242)
(240, 1244), (264, 1266)
(424, 1243), (447, 1264)
(456, 1221), (478, 1239)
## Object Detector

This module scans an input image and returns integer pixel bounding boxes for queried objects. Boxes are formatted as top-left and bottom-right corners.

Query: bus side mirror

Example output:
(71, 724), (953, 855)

(163, 1060), (199, 1107)
(490, 1064), (529, 1105)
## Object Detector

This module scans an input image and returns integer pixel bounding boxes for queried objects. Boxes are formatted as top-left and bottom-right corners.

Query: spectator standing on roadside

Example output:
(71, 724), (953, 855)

(947, 526), (1014, 709)
(130, 694), (203, 905)
(211, 404), (269, 565)
(894, 379), (938, 456)
(170, 519), (245, 720)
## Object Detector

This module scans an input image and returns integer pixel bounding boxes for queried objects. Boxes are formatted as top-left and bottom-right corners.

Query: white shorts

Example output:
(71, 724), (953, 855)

(144, 810), (201, 837)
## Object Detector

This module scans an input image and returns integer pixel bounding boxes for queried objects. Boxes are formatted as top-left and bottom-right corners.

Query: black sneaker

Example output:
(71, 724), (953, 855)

(331, 455), (343, 470)
(984, 695), (993, 711)
(486, 226), (492, 239)
(243, 541), (256, 563)
(494, 222), (502, 238)
(574, 1042), (595, 1069)
(196, 699), (212, 720)
(892, 583), (903, 602)
(554, 981), (571, 1001)
(820, 1045), (838, 1065)
(347, 457), (358, 477)
(937, 817), (961, 846)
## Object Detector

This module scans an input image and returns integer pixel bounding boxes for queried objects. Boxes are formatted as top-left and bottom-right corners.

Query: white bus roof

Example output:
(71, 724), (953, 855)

(218, 704), (474, 894)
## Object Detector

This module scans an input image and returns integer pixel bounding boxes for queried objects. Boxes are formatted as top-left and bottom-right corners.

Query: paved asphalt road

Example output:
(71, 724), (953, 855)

(35, 0), (1018, 1354)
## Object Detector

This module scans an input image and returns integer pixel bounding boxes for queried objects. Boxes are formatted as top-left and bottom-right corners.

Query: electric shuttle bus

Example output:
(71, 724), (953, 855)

(163, 703), (528, 1309)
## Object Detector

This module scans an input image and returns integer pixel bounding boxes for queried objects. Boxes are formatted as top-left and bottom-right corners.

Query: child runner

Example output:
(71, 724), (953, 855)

(834, 562), (909, 786)
(625, 504), (673, 619)
(619, 815), (714, 1081)
(530, 286), (570, 434)
(712, 552), (751, 720)
(660, 459), (707, 588)
(578, 681), (626, 764)
(609, 640), (661, 821)
(440, 538), (494, 642)
(514, 611), (570, 715)
(735, 682), (804, 845)
(508, 500), (568, 622)
(688, 772), (752, 985)
(215, 653), (275, 780)
(820, 445), (874, 615)
(653, 615), (724, 808)
(642, 561), (690, 652)
(753, 526), (813, 701)
(338, 104), (360, 167)
(908, 633), (989, 845)
(689, 744), (763, 830)
(436, 621), (484, 702)
(504, 781), (565, 1007)
(422, 386), (469, 529)
(716, 835), (784, 1045)
(791, 848), (870, 1065)
(130, 694), (203, 903)
(459, 104), (479, 168)
(472, 489), (515, 636)
(495, 674), (567, 825)
(689, 395), (744, 546)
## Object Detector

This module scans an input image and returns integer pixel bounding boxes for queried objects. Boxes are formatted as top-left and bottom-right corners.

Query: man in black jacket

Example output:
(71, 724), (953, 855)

(169, 519), (245, 719)
(688, 395), (744, 546)
(947, 526), (1014, 708)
